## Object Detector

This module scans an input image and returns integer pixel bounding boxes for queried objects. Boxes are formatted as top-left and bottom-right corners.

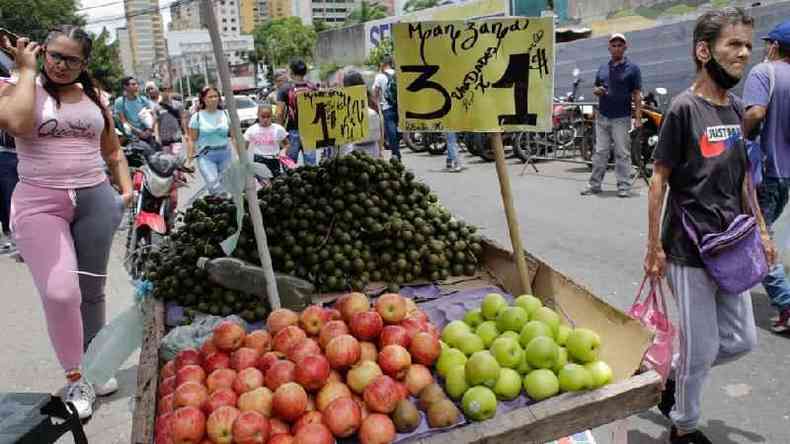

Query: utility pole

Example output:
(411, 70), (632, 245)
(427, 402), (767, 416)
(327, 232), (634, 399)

(203, 0), (281, 309)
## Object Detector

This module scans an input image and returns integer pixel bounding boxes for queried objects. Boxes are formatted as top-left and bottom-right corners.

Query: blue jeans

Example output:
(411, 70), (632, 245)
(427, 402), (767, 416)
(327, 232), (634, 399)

(446, 133), (459, 163)
(382, 108), (400, 160)
(757, 177), (790, 311)
(197, 146), (231, 195)
(0, 151), (18, 234)
(287, 130), (317, 166)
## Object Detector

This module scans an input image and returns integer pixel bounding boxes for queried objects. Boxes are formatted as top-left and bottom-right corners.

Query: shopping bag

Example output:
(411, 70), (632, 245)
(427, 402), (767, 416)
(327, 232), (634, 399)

(628, 277), (675, 384)
(279, 153), (297, 170)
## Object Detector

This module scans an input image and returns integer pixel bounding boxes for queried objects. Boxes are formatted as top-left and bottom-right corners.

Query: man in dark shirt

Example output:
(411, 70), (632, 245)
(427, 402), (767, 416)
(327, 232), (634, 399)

(275, 59), (317, 166)
(644, 8), (774, 444)
(581, 33), (642, 198)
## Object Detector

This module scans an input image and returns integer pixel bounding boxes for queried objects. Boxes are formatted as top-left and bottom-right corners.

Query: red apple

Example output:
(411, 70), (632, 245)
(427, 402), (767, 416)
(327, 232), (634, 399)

(206, 405), (239, 444)
(393, 382), (408, 401)
(206, 368), (237, 393)
(346, 361), (383, 394)
(265, 360), (296, 391)
(159, 376), (177, 398)
(213, 321), (246, 352)
(176, 364), (206, 387)
(232, 367), (264, 395)
(202, 388), (237, 415)
(327, 308), (342, 321)
(350, 311), (384, 341)
(359, 342), (378, 363)
(158, 393), (174, 415)
(400, 317), (429, 343)
(287, 338), (321, 364)
(155, 412), (173, 443)
(375, 293), (408, 324)
(377, 345), (411, 380)
(268, 434), (294, 444)
(316, 381), (352, 412)
(299, 305), (331, 336)
(237, 387), (273, 417)
(200, 340), (218, 359)
(161, 360), (177, 381)
(243, 330), (272, 356)
(291, 411), (323, 435)
(233, 410), (270, 444)
(270, 418), (290, 436)
(175, 349), (202, 371)
(203, 352), (231, 373)
(378, 325), (410, 349)
(231, 347), (260, 372)
(255, 351), (281, 375)
(274, 326), (307, 355)
(358, 414), (396, 444)
(171, 406), (205, 444)
(409, 331), (441, 366)
(337, 292), (370, 323)
(363, 375), (400, 414)
(325, 335), (361, 369)
(404, 364), (434, 396)
(293, 423), (334, 444)
(267, 309), (299, 335)
(273, 382), (308, 422)
(294, 355), (330, 391)
(318, 321), (350, 349)
(323, 397), (361, 438)
(174, 381), (209, 410)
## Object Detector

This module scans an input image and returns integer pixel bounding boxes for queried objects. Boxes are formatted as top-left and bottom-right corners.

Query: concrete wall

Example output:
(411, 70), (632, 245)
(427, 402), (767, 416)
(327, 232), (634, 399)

(316, 24), (367, 66)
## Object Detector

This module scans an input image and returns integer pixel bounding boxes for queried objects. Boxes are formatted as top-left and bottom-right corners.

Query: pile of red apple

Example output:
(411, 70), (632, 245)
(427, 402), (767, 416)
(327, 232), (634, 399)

(155, 292), (450, 444)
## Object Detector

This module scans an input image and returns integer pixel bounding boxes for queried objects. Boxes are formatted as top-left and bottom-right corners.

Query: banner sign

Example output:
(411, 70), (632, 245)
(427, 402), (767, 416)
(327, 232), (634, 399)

(393, 17), (555, 132)
(297, 85), (369, 150)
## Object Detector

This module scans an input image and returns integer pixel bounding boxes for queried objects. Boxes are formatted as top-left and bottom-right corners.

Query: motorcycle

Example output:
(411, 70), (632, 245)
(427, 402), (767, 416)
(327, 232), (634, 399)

(630, 87), (668, 180)
(403, 132), (449, 155)
(467, 132), (518, 162)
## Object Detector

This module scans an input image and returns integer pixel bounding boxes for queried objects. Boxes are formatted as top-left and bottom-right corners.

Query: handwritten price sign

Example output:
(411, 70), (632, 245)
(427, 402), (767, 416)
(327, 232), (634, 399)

(297, 85), (369, 150)
(393, 18), (554, 132)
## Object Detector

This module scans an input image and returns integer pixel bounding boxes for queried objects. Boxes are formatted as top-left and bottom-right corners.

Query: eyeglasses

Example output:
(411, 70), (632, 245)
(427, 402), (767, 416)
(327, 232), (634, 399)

(45, 50), (84, 70)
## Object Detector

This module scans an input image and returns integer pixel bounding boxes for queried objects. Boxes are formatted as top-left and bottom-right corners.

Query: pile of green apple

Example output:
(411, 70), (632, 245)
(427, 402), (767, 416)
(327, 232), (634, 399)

(435, 293), (613, 422)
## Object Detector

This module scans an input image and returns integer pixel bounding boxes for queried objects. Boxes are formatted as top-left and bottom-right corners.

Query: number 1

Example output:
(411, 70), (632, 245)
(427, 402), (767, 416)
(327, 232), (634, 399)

(312, 103), (336, 148)
(492, 53), (537, 126)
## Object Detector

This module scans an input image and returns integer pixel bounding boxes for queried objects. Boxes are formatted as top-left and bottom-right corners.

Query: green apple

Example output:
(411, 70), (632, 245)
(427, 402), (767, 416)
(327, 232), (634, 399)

(514, 294), (543, 317)
(457, 332), (485, 356)
(437, 347), (467, 377)
(566, 328), (601, 363)
(496, 306), (529, 333)
(524, 336), (559, 370)
(558, 363), (592, 392)
(440, 340), (449, 351)
(465, 351), (501, 388)
(516, 352), (533, 375)
(442, 320), (472, 348)
(498, 331), (519, 341)
(519, 320), (553, 348)
(445, 364), (469, 400)
(463, 308), (484, 328)
(555, 325), (571, 346)
(523, 369), (560, 401)
(530, 306), (561, 336)
(461, 386), (498, 421)
(475, 321), (500, 348)
(489, 337), (524, 369)
(481, 293), (507, 320)
(585, 360), (613, 388)
(552, 347), (568, 374)
(493, 368), (522, 401)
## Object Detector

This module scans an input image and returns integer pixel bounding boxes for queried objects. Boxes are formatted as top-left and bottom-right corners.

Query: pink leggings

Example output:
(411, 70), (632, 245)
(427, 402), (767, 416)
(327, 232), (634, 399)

(12, 181), (124, 371)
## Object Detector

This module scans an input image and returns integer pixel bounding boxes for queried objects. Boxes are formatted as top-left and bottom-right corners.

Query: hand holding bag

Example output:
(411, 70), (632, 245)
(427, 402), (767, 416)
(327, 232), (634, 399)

(629, 276), (675, 384)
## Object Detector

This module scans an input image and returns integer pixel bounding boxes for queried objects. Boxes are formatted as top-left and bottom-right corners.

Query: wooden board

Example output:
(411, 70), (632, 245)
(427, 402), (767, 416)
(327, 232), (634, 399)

(131, 298), (165, 444)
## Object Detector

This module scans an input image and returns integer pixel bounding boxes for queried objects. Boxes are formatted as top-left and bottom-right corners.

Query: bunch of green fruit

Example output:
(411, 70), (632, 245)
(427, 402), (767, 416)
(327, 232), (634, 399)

(436, 293), (614, 422)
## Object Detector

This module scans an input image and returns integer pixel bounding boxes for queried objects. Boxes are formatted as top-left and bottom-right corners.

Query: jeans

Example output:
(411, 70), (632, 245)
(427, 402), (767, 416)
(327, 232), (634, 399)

(197, 146), (231, 195)
(287, 130), (317, 166)
(589, 116), (631, 192)
(756, 177), (790, 311)
(382, 108), (401, 160)
(446, 133), (459, 164)
(0, 151), (18, 234)
(253, 155), (281, 179)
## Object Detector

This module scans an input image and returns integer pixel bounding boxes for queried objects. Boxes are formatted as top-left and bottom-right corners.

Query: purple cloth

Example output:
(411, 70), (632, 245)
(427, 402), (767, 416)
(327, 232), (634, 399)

(743, 61), (790, 179)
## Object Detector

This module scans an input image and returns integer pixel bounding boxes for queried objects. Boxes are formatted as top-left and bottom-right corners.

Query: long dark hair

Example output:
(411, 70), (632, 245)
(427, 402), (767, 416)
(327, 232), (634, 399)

(42, 25), (110, 129)
(198, 85), (223, 110)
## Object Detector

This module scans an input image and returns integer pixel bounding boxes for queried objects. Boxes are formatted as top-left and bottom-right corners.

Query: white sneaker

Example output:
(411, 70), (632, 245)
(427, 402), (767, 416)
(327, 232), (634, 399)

(64, 379), (96, 419)
(94, 377), (119, 396)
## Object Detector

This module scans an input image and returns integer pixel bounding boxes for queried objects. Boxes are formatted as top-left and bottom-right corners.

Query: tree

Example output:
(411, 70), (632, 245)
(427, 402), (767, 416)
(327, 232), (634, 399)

(0, 0), (85, 41)
(402, 0), (439, 13)
(366, 38), (393, 67)
(345, 0), (389, 25)
(253, 17), (317, 69)
(88, 28), (125, 96)
(312, 19), (331, 34)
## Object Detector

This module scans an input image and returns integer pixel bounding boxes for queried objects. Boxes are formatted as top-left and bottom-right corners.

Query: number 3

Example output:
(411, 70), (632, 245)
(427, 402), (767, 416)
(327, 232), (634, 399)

(400, 64), (452, 120)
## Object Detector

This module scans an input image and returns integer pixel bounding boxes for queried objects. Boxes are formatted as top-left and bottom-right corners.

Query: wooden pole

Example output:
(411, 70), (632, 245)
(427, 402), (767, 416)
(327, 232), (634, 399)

(203, 0), (281, 310)
(490, 132), (532, 295)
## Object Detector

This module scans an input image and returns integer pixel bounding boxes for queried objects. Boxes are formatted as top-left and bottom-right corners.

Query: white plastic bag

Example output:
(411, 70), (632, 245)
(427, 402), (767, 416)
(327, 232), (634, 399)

(771, 205), (790, 272)
(82, 305), (144, 386)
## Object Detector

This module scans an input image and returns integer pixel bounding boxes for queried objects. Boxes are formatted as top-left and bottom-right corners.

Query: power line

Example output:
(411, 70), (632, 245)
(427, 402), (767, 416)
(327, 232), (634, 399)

(77, 0), (125, 12)
(82, 0), (198, 26)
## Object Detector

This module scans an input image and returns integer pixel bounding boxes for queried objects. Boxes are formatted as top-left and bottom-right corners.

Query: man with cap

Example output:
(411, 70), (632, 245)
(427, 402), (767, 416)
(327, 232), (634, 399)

(743, 19), (790, 334)
(582, 32), (642, 198)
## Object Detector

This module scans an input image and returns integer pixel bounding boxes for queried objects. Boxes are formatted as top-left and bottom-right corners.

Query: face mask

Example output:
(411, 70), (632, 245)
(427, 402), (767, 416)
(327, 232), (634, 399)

(42, 68), (81, 87)
(705, 54), (741, 90)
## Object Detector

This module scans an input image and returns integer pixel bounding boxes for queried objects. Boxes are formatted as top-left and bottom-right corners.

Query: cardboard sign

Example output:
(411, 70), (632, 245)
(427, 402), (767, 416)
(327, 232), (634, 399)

(393, 17), (555, 132)
(297, 85), (369, 150)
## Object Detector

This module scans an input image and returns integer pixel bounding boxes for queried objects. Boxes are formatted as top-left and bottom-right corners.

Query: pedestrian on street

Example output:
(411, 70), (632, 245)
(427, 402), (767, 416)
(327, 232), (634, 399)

(267, 68), (288, 106)
(742, 19), (790, 333)
(156, 86), (191, 212)
(373, 56), (401, 161)
(581, 33), (642, 198)
(342, 70), (384, 159)
(114, 76), (154, 142)
(276, 59), (317, 165)
(0, 62), (18, 255)
(188, 86), (232, 195)
(245, 103), (289, 181)
(445, 133), (463, 172)
(0, 25), (133, 419)
(644, 8), (774, 444)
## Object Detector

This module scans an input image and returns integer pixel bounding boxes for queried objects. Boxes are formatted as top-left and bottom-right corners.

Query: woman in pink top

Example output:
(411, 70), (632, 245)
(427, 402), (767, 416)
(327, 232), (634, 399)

(0, 26), (132, 419)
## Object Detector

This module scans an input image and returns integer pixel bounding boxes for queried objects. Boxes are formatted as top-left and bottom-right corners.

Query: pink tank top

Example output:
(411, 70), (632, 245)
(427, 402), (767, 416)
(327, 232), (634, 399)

(1, 77), (107, 189)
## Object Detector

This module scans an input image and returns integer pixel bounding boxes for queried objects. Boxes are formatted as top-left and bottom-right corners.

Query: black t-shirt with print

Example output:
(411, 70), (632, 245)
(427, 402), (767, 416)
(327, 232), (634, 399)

(653, 89), (748, 267)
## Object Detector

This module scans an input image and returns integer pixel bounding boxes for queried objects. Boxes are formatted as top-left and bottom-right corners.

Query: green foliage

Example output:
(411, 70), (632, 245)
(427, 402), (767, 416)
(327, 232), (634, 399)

(88, 28), (125, 96)
(0, 0), (85, 41)
(345, 0), (389, 26)
(402, 0), (439, 13)
(253, 17), (317, 68)
(319, 62), (342, 81)
(366, 38), (393, 67)
(611, 8), (637, 18)
(313, 19), (331, 34)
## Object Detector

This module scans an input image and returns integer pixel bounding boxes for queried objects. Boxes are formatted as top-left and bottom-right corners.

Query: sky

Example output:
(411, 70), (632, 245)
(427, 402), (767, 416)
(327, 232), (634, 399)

(82, 0), (172, 40)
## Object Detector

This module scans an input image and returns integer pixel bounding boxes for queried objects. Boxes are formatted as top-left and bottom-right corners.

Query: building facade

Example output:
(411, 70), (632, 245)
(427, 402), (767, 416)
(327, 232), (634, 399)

(310, 0), (358, 25)
(168, 30), (256, 90)
(116, 27), (135, 76)
(169, 0), (243, 35)
(124, 0), (168, 81)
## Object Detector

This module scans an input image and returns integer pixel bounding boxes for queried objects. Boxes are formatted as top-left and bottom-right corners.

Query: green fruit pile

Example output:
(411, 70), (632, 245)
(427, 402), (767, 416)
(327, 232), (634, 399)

(437, 293), (614, 422)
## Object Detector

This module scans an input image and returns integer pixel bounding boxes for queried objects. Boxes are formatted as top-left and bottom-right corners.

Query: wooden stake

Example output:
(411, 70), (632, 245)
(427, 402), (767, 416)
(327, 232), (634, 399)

(204, 0), (281, 309)
(490, 132), (532, 295)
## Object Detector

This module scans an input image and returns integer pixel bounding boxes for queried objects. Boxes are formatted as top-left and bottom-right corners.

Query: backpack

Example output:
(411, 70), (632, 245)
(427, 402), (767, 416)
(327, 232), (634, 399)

(287, 82), (317, 127)
(384, 72), (398, 114)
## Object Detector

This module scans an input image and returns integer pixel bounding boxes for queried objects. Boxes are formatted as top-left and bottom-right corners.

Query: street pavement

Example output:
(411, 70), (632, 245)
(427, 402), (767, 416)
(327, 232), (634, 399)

(1, 147), (788, 443)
